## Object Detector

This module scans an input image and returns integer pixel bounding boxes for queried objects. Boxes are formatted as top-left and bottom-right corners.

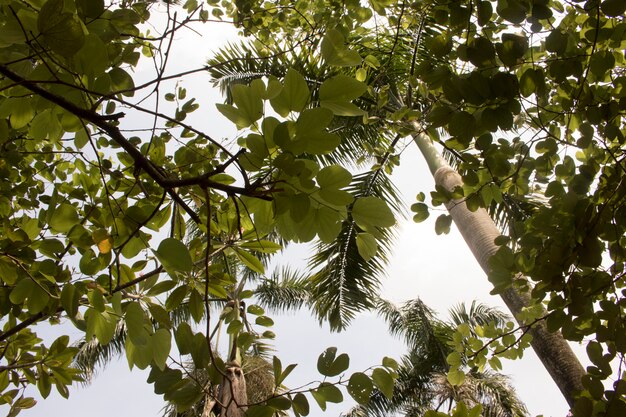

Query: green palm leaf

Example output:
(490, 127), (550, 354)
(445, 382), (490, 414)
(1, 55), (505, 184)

(348, 300), (528, 417)
(254, 266), (312, 313)
(307, 171), (402, 330)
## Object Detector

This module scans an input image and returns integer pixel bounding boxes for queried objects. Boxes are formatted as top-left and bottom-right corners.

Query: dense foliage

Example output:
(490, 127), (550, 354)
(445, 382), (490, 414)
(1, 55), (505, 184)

(0, 0), (399, 415)
(0, 0), (625, 416)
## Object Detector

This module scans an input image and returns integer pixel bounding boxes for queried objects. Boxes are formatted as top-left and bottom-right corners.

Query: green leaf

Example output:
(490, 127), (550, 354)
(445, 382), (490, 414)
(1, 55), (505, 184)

(277, 363), (297, 386)
(449, 111), (476, 140)
(321, 29), (362, 66)
(152, 328), (171, 370)
(410, 202), (430, 223)
(312, 382), (343, 411)
(315, 207), (343, 243)
(230, 83), (264, 125)
(216, 104), (251, 130)
(317, 347), (350, 377)
(0, 257), (17, 285)
(154, 238), (192, 273)
(296, 108), (334, 133)
(76, 0), (104, 18)
(267, 396), (292, 411)
(232, 247), (265, 274)
(10, 278), (34, 304)
(239, 240), (282, 253)
(190, 333), (209, 369)
(174, 322), (194, 355)
(435, 214), (453, 235)
(348, 372), (373, 404)
(292, 392), (310, 416)
(60, 283), (80, 317)
(165, 286), (188, 311)
(318, 189), (354, 206)
(303, 130), (342, 154)
(255, 316), (274, 327)
(49, 203), (79, 233)
(382, 356), (399, 370)
(317, 165), (352, 189)
(85, 308), (116, 345)
(601, 0), (626, 17)
(320, 100), (367, 116)
(371, 368), (394, 399)
(496, 33), (527, 67)
(320, 75), (368, 102)
(126, 301), (149, 346)
(188, 290), (204, 323)
(270, 69), (310, 116)
(352, 197), (395, 228)
(38, 0), (86, 57)
(109, 68), (135, 95)
(356, 232), (378, 261)
(447, 369), (465, 386)
(496, 0), (528, 24)
(447, 351), (462, 367)
(247, 304), (265, 315)
(88, 288), (105, 312)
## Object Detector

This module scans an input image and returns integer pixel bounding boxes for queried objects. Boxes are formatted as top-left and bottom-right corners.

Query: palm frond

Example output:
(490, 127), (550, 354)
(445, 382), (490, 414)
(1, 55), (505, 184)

(448, 300), (510, 329)
(307, 171), (402, 331)
(468, 370), (529, 417)
(207, 41), (326, 103)
(350, 300), (527, 417)
(254, 266), (312, 313)
(73, 321), (126, 382)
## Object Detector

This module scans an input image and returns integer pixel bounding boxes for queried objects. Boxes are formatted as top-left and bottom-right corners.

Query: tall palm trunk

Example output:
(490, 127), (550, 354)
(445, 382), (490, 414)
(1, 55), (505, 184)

(411, 123), (586, 407)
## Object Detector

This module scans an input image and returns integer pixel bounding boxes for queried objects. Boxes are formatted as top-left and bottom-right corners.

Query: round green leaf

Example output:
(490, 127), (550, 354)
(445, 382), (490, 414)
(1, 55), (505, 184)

(347, 372), (373, 404)
(155, 238), (193, 273)
(321, 29), (362, 67)
(411, 202), (430, 223)
(38, 0), (86, 57)
(292, 392), (310, 416)
(317, 165), (352, 189)
(317, 347), (350, 377)
(352, 197), (395, 228)
(49, 203), (79, 233)
(319, 75), (368, 102)
(372, 368), (395, 399)
(447, 369), (465, 386)
(356, 232), (378, 261)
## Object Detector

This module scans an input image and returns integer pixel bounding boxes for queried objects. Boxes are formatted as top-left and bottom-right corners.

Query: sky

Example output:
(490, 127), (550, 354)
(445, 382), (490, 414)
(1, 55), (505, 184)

(14, 4), (585, 417)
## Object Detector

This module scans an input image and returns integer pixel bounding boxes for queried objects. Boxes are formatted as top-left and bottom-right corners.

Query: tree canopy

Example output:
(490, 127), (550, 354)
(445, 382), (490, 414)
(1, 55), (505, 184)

(0, 0), (625, 416)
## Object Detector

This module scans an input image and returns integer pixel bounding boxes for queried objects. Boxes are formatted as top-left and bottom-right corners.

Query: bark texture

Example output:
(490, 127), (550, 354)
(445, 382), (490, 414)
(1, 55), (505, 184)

(218, 363), (248, 417)
(412, 126), (585, 407)
(433, 166), (585, 407)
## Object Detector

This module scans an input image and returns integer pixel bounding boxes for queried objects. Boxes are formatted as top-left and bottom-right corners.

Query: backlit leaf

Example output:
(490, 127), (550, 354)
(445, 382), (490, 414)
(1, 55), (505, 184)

(321, 29), (362, 66)
(347, 372), (373, 404)
(356, 232), (377, 261)
(154, 238), (192, 273)
(352, 197), (395, 228)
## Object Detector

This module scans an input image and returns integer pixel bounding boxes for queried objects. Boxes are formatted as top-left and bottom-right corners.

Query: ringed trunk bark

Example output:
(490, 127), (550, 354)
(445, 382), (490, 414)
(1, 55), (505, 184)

(412, 126), (585, 407)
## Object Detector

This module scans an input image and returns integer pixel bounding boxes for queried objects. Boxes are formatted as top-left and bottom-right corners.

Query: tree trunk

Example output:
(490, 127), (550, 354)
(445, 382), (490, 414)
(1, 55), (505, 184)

(412, 124), (586, 408)
(218, 362), (248, 417)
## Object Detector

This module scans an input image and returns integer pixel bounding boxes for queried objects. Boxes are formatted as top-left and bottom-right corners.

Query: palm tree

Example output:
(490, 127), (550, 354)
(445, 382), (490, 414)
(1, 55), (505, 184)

(205, 16), (585, 407)
(347, 299), (528, 417)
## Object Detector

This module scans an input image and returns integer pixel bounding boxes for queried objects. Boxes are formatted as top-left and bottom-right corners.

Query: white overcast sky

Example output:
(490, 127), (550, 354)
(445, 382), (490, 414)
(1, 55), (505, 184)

(17, 6), (584, 417)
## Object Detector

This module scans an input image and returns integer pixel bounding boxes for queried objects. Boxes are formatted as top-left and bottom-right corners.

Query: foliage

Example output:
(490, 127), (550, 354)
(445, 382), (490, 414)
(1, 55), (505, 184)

(347, 300), (527, 417)
(0, 0), (401, 415)
(225, 0), (626, 415)
(2, 0), (626, 415)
